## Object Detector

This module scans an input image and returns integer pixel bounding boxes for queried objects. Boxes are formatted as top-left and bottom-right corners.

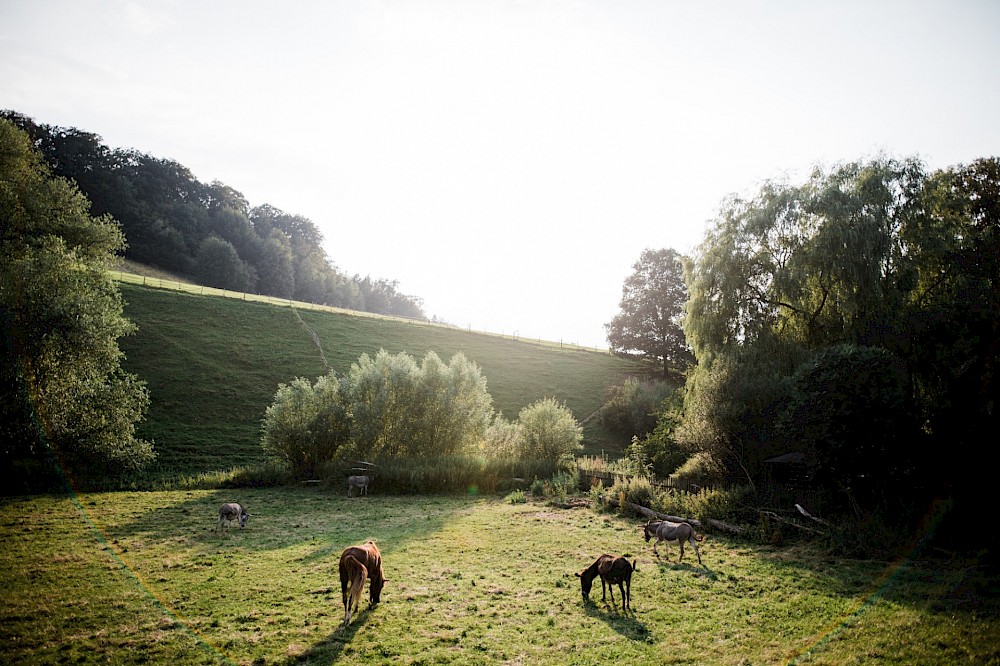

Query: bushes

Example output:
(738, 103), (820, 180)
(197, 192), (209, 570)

(262, 350), (494, 475)
(515, 397), (583, 461)
(261, 374), (351, 477)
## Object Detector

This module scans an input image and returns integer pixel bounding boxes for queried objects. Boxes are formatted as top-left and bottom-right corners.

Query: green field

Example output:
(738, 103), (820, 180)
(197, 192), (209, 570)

(2, 489), (996, 665)
(116, 283), (645, 480)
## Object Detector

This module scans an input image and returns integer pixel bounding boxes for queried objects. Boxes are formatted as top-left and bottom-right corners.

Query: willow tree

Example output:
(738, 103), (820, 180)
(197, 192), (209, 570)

(679, 157), (929, 498)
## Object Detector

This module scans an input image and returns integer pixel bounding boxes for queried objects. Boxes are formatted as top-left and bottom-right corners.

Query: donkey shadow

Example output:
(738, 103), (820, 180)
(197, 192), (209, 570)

(284, 608), (373, 664)
(582, 598), (654, 642)
(655, 558), (719, 581)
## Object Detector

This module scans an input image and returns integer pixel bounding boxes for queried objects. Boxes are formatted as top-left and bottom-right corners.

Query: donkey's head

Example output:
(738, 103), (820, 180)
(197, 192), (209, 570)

(574, 568), (596, 600)
(641, 521), (655, 543)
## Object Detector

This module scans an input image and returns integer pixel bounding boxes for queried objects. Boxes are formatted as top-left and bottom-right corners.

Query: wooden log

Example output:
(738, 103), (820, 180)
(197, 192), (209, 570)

(795, 503), (834, 527)
(598, 494), (700, 527)
(598, 493), (746, 534)
(759, 510), (827, 536)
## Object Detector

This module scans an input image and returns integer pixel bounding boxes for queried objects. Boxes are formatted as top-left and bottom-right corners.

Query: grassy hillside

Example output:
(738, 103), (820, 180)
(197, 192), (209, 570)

(3, 490), (995, 665)
(117, 283), (645, 480)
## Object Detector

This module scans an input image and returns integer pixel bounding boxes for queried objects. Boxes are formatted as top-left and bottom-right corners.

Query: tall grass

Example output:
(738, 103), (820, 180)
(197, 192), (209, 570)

(321, 456), (559, 495)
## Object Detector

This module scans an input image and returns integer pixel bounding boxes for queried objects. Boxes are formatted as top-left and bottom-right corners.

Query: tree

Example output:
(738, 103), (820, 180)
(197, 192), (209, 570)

(342, 350), (492, 459)
(776, 345), (917, 513)
(684, 158), (925, 362)
(4, 112), (430, 319)
(194, 236), (255, 291)
(255, 233), (296, 299)
(516, 397), (583, 462)
(678, 155), (1000, 520)
(261, 374), (352, 477)
(0, 118), (154, 490)
(606, 248), (693, 378)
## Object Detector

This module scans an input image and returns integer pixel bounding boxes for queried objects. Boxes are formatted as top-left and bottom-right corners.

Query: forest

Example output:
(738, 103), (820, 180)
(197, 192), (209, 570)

(0, 110), (425, 319)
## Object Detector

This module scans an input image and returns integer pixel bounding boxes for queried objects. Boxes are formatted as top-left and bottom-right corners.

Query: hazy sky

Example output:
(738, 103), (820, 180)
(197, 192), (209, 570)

(3, 1), (999, 348)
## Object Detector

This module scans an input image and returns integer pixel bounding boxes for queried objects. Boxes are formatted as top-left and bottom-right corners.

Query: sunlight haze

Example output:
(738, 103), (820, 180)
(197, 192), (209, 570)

(3, 0), (999, 348)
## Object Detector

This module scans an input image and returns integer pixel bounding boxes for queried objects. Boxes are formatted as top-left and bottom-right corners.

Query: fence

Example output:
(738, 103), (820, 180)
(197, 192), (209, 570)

(578, 469), (714, 494)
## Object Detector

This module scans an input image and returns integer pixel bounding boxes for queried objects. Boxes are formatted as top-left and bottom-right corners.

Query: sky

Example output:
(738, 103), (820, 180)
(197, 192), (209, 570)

(3, 1), (999, 349)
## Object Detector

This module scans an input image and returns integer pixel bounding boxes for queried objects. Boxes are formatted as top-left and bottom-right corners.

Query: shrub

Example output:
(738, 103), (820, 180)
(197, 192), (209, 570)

(261, 373), (351, 477)
(505, 489), (526, 504)
(480, 413), (524, 459)
(262, 350), (495, 474)
(344, 350), (493, 459)
(529, 477), (546, 497)
(517, 397), (583, 462)
(608, 475), (656, 509)
(672, 451), (726, 488)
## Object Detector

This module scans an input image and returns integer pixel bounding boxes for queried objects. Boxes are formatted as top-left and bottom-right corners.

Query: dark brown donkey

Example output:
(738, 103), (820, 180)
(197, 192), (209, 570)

(338, 540), (387, 623)
(575, 554), (638, 612)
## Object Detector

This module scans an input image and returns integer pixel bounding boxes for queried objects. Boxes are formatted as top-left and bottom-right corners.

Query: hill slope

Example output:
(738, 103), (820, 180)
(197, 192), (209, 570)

(117, 283), (643, 480)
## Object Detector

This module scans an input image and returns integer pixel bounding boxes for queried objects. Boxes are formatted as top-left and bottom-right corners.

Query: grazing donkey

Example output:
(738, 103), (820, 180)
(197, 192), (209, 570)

(347, 474), (372, 498)
(340, 554), (369, 626)
(339, 540), (387, 615)
(215, 502), (250, 532)
(575, 554), (638, 612)
(642, 519), (702, 564)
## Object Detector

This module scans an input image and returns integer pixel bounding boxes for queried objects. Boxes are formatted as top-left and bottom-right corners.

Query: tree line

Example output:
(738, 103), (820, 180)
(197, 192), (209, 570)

(0, 110), (425, 319)
(606, 156), (998, 547)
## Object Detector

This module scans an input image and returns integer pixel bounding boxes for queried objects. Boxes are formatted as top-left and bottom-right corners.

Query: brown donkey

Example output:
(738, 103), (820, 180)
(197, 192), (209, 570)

(339, 554), (368, 625)
(575, 554), (638, 612)
(338, 540), (387, 624)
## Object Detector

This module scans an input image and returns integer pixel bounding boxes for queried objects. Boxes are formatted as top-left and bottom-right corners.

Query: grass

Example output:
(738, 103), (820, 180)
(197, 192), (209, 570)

(2, 488), (997, 665)
(116, 283), (645, 482)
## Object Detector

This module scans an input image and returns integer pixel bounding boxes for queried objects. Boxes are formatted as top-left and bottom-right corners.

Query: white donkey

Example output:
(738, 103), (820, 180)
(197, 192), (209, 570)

(642, 519), (703, 565)
(347, 475), (372, 498)
(215, 502), (251, 532)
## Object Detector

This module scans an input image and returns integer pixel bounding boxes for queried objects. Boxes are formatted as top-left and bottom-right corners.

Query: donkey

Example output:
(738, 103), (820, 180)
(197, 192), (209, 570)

(347, 475), (372, 497)
(215, 502), (250, 532)
(339, 540), (387, 616)
(575, 554), (638, 612)
(642, 519), (703, 564)
(339, 554), (369, 626)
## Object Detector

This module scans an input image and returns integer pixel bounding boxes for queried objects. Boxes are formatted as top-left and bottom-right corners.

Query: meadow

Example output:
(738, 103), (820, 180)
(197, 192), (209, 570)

(2, 488), (996, 665)
(116, 282), (645, 481)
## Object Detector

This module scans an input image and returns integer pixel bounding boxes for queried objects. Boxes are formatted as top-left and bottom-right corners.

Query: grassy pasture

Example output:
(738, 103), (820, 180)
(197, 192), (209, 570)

(2, 489), (996, 665)
(116, 283), (644, 481)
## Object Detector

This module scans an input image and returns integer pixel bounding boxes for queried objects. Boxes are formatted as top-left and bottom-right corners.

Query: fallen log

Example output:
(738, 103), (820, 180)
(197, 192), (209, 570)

(598, 493), (748, 534)
(759, 510), (827, 536)
(795, 503), (834, 527)
(597, 493), (697, 524)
